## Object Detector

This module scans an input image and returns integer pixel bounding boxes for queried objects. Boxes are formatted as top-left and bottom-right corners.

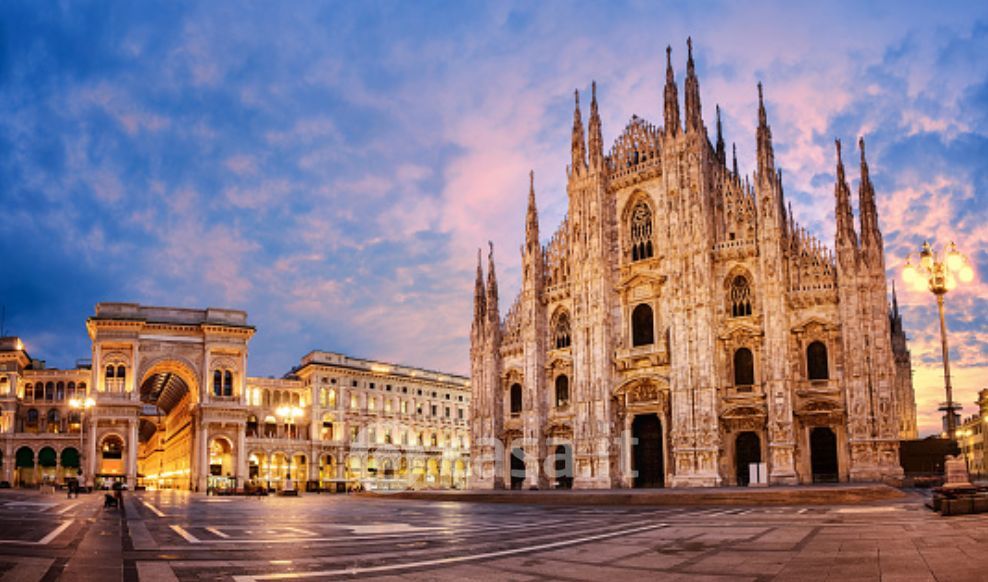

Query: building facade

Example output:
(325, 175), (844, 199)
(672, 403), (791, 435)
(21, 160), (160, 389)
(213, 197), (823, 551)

(470, 41), (916, 489)
(0, 303), (469, 491)
(958, 389), (988, 480)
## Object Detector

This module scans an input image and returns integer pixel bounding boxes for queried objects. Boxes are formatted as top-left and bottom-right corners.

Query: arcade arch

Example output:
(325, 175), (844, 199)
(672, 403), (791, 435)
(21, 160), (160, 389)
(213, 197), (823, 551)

(135, 360), (197, 489)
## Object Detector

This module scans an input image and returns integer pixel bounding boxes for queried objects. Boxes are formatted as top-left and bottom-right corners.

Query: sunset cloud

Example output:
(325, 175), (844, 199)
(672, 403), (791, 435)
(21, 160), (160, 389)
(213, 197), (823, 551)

(0, 1), (985, 436)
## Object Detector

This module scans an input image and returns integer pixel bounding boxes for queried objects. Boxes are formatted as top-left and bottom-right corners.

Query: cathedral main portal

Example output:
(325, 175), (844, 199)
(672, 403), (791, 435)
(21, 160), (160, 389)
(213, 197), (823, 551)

(632, 414), (664, 488)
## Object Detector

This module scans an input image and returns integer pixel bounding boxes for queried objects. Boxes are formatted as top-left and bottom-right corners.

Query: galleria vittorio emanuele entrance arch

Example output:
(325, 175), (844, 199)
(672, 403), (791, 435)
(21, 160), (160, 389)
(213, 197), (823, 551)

(86, 303), (253, 491)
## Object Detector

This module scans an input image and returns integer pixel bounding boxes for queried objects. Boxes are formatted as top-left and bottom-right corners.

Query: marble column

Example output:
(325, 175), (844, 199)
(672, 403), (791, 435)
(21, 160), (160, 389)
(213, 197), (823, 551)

(86, 419), (97, 488)
(236, 425), (246, 488)
(126, 419), (138, 486)
(196, 423), (208, 491)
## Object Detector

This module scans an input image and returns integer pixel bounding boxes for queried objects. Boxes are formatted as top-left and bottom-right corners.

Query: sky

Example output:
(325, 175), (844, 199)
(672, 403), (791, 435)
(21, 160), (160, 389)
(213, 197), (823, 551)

(1, 1), (985, 436)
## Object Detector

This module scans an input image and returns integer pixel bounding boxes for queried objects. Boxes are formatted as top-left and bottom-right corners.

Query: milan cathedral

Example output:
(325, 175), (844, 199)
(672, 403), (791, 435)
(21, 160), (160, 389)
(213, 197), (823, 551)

(469, 40), (917, 489)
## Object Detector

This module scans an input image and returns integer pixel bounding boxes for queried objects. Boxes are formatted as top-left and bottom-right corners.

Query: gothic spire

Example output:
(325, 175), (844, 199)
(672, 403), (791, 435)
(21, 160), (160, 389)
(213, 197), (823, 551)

(787, 201), (795, 238)
(891, 279), (900, 319)
(715, 104), (726, 166)
(732, 142), (739, 178)
(664, 46), (680, 136)
(486, 241), (499, 326)
(858, 136), (881, 250)
(588, 81), (604, 170)
(571, 90), (587, 175)
(473, 248), (486, 323)
(834, 139), (858, 250)
(526, 170), (539, 251)
(684, 37), (703, 133)
(756, 82), (775, 181)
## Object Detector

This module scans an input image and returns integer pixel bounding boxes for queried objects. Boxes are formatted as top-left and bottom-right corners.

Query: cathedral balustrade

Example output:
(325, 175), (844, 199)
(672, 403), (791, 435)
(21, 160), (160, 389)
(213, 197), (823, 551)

(713, 238), (756, 252)
(608, 162), (663, 191)
(713, 239), (757, 261)
(794, 378), (839, 397)
(614, 344), (668, 370)
(721, 382), (766, 401)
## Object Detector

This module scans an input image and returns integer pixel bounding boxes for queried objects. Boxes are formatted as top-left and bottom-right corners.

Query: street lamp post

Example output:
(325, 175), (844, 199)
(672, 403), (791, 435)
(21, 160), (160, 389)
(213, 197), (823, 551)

(903, 241), (974, 442)
(69, 397), (96, 489)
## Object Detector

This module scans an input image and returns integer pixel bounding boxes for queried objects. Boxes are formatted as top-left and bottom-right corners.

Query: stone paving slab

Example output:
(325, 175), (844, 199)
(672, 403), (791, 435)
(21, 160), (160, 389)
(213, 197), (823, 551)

(376, 483), (906, 507)
(1, 488), (987, 581)
(0, 558), (54, 582)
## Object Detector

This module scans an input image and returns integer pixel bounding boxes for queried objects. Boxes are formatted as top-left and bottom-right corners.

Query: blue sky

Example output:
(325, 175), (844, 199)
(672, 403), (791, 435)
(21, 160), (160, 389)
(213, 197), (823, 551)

(1, 1), (986, 435)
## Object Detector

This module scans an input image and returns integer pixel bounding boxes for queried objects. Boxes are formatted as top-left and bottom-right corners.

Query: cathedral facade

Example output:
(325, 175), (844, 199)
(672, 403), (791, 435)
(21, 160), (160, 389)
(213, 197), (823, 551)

(469, 41), (917, 489)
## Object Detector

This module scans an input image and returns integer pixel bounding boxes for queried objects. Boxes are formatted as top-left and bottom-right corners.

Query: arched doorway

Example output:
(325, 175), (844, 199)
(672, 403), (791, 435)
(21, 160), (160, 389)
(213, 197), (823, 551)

(60, 448), (80, 484)
(553, 444), (573, 489)
(38, 447), (58, 484)
(452, 459), (467, 490)
(345, 456), (362, 484)
(425, 457), (440, 487)
(15, 447), (35, 487)
(320, 454), (337, 491)
(409, 457), (425, 489)
(735, 432), (761, 486)
(137, 364), (195, 489)
(810, 427), (839, 483)
(270, 452), (287, 489)
(248, 452), (261, 481)
(99, 435), (125, 484)
(509, 447), (525, 490)
(208, 438), (235, 491)
(291, 453), (307, 489)
(632, 414), (664, 488)
(380, 459), (395, 490)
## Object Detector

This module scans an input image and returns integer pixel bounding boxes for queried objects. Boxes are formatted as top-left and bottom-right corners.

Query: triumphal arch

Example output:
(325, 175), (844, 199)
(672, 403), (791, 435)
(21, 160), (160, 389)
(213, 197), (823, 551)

(86, 303), (253, 491)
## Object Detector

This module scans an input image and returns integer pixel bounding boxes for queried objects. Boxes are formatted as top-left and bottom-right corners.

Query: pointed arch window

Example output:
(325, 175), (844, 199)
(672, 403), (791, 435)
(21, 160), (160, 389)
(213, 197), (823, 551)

(555, 375), (569, 408)
(807, 341), (829, 381)
(509, 383), (522, 416)
(632, 303), (654, 347)
(554, 312), (571, 349)
(629, 201), (654, 261)
(733, 348), (755, 387)
(729, 275), (753, 317)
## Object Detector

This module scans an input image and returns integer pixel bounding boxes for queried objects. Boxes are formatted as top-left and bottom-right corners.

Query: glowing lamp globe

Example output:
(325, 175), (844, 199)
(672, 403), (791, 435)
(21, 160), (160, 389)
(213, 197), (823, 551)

(946, 251), (964, 272)
(959, 265), (974, 283)
(902, 264), (917, 283)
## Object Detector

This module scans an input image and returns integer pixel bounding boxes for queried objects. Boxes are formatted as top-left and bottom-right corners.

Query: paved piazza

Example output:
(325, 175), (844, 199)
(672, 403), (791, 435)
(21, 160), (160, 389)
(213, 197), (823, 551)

(0, 490), (985, 581)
